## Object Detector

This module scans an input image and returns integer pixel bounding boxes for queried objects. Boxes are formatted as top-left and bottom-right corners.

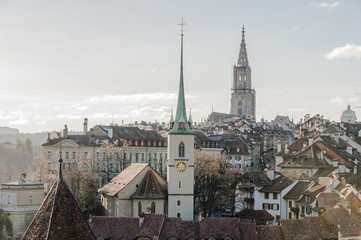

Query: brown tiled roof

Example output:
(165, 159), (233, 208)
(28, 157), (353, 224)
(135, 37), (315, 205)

(280, 144), (329, 169)
(131, 168), (167, 199)
(137, 214), (166, 239)
(98, 163), (148, 196)
(283, 181), (311, 199)
(89, 216), (139, 240)
(260, 172), (308, 193)
(22, 175), (95, 240)
(240, 172), (271, 187)
(199, 218), (242, 240)
(88, 214), (258, 240)
(279, 218), (319, 239)
(256, 225), (284, 240)
(236, 209), (274, 221)
(317, 192), (341, 208)
(322, 207), (361, 237)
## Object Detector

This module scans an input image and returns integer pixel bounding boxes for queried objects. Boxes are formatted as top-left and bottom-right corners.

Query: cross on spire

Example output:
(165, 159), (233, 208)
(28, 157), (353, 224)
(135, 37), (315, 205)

(179, 16), (186, 36)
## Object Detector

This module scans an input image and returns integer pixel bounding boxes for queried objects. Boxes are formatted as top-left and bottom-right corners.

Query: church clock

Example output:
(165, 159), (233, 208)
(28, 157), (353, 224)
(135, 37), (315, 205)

(176, 161), (187, 172)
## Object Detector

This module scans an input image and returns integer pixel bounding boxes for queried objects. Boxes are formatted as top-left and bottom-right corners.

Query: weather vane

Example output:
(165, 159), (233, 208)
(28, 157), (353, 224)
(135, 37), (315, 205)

(179, 16), (186, 36)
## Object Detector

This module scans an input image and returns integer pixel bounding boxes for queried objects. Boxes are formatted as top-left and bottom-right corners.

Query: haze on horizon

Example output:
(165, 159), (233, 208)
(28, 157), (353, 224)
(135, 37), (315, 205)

(0, 0), (360, 133)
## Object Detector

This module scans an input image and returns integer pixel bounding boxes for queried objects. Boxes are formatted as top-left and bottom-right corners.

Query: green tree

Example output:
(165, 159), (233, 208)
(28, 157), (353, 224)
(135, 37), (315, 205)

(25, 138), (33, 154)
(64, 169), (103, 218)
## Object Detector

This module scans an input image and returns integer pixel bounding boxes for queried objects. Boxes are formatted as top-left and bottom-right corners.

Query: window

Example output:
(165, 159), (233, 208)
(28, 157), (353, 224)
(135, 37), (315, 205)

(136, 153), (139, 161)
(177, 213), (181, 217)
(289, 212), (292, 219)
(84, 152), (88, 158)
(138, 202), (142, 216)
(160, 153), (162, 160)
(7, 196), (12, 204)
(65, 152), (69, 159)
(96, 152), (100, 158)
(177, 200), (181, 206)
(289, 201), (292, 208)
(265, 192), (269, 199)
(151, 202), (155, 213)
(29, 195), (32, 204)
(273, 193), (278, 200)
(142, 153), (144, 161)
(129, 153), (132, 161)
(179, 142), (185, 157)
(179, 181), (181, 188)
(48, 151), (52, 160)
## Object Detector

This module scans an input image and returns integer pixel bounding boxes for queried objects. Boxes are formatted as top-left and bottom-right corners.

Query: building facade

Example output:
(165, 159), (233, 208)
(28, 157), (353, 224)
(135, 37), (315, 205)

(230, 26), (256, 119)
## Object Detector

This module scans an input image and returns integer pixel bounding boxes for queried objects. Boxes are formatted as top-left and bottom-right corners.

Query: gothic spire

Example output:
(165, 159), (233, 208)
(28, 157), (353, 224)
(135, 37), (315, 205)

(237, 25), (249, 67)
(169, 17), (193, 135)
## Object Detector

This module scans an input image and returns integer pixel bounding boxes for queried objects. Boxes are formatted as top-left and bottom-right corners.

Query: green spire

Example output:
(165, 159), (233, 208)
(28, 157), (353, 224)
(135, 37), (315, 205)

(188, 108), (193, 123)
(169, 17), (193, 135)
(170, 108), (174, 123)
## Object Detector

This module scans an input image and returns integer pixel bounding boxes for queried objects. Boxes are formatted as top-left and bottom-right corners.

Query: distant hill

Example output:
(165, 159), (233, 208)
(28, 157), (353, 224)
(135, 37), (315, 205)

(0, 126), (19, 135)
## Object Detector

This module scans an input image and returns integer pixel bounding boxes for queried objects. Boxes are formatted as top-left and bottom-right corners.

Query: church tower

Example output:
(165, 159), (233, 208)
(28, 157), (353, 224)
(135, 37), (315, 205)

(167, 18), (194, 221)
(230, 26), (256, 119)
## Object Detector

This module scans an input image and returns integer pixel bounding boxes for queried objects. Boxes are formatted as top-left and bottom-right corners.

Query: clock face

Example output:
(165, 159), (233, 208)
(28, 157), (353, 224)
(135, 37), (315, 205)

(176, 161), (187, 172)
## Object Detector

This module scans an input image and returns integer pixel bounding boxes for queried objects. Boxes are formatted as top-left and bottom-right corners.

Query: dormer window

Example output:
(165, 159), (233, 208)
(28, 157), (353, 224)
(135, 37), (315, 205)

(179, 142), (185, 158)
(179, 122), (185, 129)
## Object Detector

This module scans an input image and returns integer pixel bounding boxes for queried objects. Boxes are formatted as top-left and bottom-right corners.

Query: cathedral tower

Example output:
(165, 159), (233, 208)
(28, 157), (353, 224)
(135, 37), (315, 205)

(230, 26), (256, 119)
(167, 18), (194, 221)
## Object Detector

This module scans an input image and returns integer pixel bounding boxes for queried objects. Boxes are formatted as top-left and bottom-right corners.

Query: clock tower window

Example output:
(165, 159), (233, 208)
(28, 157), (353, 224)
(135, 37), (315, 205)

(179, 142), (185, 158)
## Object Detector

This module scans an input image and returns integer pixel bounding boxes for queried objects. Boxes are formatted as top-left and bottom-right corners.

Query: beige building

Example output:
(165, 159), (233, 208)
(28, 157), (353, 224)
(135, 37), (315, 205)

(42, 122), (167, 189)
(0, 174), (44, 240)
(99, 163), (167, 217)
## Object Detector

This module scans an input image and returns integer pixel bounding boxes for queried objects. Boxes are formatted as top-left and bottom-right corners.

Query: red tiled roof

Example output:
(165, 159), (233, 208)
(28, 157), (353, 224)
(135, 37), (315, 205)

(22, 175), (96, 240)
(89, 216), (139, 240)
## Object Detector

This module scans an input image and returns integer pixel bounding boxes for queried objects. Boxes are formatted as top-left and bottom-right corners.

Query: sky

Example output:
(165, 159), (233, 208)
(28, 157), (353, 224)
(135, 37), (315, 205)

(0, 0), (360, 133)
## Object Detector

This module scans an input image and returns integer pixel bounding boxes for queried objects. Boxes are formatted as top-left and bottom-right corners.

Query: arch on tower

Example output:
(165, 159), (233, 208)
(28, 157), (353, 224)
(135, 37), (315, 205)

(238, 101), (243, 115)
(138, 201), (142, 216)
(179, 142), (185, 158)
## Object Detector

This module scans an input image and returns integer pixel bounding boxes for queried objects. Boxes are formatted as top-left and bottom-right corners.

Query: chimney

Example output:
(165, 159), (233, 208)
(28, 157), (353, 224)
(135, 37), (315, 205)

(277, 141), (282, 153)
(47, 133), (51, 144)
(346, 146), (353, 155)
(338, 162), (346, 173)
(63, 124), (68, 138)
(333, 159), (338, 168)
(83, 118), (88, 135)
(266, 166), (275, 180)
(198, 209), (203, 222)
(285, 143), (289, 154)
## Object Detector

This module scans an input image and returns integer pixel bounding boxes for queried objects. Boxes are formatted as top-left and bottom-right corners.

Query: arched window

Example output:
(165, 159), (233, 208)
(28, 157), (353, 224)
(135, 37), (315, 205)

(138, 202), (142, 216)
(238, 101), (242, 115)
(177, 213), (181, 218)
(177, 200), (181, 206)
(151, 202), (156, 213)
(179, 142), (185, 158)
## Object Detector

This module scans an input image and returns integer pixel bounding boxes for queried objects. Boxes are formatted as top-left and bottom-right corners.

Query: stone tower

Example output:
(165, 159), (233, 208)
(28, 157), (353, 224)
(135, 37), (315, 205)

(230, 26), (256, 119)
(167, 19), (194, 221)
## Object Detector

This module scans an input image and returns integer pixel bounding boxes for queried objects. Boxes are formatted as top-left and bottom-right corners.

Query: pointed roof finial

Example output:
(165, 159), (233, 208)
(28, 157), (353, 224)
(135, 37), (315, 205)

(59, 157), (63, 177)
(170, 108), (174, 123)
(238, 25), (249, 66)
(179, 15), (186, 36)
(169, 17), (193, 135)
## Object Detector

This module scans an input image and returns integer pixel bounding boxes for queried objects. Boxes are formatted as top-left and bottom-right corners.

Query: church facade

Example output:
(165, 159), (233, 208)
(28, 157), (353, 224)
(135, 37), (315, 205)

(230, 26), (256, 119)
(99, 23), (195, 221)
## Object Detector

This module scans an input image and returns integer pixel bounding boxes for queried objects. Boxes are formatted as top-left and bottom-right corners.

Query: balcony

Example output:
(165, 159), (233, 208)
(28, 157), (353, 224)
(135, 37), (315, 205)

(244, 197), (254, 203)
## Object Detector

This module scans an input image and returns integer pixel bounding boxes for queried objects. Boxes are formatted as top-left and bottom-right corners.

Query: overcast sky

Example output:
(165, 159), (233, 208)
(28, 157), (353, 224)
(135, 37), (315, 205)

(0, 0), (360, 133)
